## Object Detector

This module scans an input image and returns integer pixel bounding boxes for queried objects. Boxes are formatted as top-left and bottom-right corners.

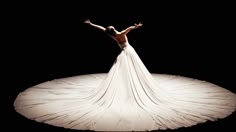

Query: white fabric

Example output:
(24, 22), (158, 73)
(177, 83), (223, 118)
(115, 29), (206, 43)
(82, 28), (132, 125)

(14, 42), (236, 131)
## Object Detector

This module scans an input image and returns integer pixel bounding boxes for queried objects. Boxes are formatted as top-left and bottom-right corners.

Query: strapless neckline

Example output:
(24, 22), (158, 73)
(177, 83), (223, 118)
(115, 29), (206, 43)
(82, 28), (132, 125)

(118, 41), (129, 49)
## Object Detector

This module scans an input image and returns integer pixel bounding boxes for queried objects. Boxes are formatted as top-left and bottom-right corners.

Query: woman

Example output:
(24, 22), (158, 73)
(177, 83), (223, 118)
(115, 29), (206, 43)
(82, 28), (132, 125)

(14, 20), (236, 131)
(84, 19), (142, 49)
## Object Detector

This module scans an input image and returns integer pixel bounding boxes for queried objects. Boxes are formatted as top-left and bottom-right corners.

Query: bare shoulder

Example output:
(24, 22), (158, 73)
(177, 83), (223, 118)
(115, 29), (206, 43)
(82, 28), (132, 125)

(115, 33), (126, 38)
(114, 34), (128, 44)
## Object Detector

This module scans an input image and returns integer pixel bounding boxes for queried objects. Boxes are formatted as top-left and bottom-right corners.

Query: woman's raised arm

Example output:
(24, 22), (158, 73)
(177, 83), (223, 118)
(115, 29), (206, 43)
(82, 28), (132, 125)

(84, 19), (106, 32)
(120, 22), (143, 35)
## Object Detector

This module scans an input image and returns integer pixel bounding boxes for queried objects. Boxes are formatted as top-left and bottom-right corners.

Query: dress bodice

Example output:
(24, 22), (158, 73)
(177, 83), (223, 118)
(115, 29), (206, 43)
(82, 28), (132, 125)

(117, 41), (129, 49)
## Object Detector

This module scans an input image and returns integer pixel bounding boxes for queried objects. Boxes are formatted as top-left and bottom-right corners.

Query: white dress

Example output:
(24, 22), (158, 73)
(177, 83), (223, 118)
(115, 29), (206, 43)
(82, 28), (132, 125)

(14, 41), (236, 131)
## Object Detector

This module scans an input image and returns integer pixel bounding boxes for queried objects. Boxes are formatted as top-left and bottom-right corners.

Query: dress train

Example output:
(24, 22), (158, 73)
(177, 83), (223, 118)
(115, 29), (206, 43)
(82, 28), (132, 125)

(14, 42), (236, 131)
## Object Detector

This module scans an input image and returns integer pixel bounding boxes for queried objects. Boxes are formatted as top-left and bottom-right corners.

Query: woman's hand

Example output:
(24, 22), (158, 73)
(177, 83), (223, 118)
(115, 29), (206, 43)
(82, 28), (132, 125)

(134, 22), (143, 28)
(84, 19), (91, 25)
(84, 19), (106, 31)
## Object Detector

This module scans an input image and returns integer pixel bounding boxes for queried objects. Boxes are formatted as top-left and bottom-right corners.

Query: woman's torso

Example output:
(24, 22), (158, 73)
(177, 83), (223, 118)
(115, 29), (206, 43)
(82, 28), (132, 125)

(113, 35), (129, 49)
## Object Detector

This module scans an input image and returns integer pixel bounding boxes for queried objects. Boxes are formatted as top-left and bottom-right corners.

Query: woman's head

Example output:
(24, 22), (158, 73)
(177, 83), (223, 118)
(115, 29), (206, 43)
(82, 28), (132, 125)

(105, 26), (116, 36)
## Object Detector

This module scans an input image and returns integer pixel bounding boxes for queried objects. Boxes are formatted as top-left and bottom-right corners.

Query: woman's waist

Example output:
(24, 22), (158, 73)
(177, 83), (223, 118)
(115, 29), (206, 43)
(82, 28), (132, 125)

(118, 42), (129, 48)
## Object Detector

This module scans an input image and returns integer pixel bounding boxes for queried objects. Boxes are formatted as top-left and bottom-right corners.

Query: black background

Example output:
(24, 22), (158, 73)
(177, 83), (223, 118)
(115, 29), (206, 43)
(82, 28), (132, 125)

(3, 2), (235, 132)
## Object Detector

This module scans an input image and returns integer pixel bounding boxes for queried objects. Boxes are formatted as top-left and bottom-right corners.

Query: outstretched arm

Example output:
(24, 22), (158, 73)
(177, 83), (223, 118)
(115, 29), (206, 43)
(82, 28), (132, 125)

(84, 19), (106, 32)
(121, 22), (143, 35)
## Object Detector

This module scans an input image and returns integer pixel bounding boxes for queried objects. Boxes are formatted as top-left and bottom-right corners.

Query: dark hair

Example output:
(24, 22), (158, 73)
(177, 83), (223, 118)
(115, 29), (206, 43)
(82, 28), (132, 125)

(105, 26), (116, 36)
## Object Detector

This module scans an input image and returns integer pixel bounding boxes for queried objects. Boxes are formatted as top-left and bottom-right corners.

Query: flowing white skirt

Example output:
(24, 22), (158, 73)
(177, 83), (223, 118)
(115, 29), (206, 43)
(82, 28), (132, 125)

(14, 43), (236, 131)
